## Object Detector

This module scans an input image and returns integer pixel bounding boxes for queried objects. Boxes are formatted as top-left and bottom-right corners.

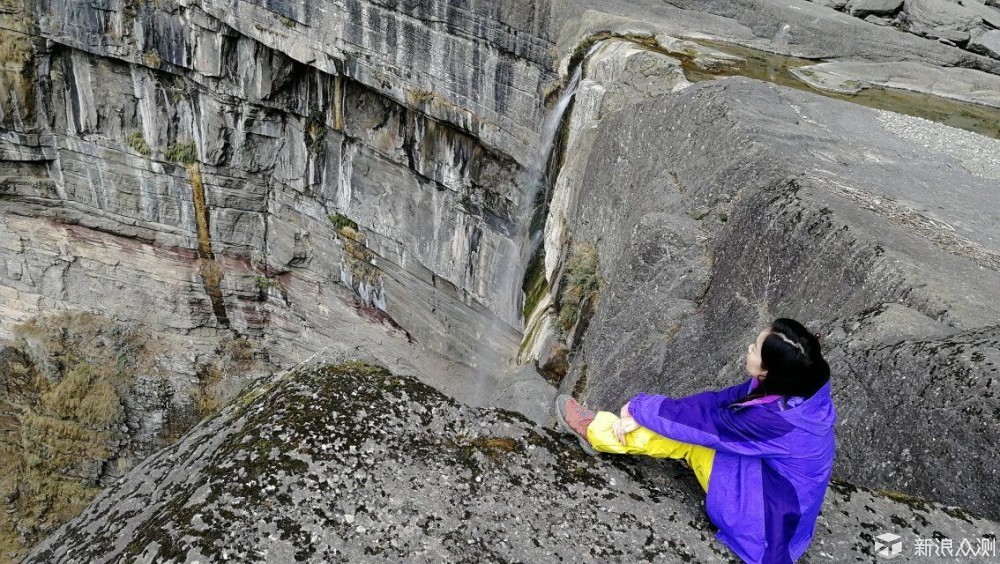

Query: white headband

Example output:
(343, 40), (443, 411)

(773, 332), (806, 356)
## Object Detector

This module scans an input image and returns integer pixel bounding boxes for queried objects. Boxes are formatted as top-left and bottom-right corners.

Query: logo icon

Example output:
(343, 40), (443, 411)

(875, 532), (903, 559)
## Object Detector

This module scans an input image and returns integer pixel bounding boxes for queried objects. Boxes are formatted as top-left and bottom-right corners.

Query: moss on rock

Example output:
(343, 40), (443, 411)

(24, 360), (1000, 563)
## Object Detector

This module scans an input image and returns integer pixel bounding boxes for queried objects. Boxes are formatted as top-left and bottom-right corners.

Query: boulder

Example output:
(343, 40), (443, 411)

(24, 361), (1000, 563)
(847, 0), (905, 17)
(813, 0), (850, 9)
(964, 0), (1000, 28)
(901, 0), (983, 38)
(969, 29), (1000, 58)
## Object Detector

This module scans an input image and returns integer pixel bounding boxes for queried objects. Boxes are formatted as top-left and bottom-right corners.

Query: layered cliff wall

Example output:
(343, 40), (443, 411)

(1, 0), (561, 554)
(4, 0), (1000, 558)
(2, 0), (561, 408)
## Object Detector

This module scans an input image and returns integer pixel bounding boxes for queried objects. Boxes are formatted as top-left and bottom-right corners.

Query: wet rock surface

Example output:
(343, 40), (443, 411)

(24, 361), (1000, 563)
(791, 61), (1000, 107)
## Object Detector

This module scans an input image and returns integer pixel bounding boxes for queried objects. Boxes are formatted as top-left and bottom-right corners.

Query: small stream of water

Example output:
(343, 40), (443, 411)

(516, 63), (585, 306)
(498, 59), (586, 331)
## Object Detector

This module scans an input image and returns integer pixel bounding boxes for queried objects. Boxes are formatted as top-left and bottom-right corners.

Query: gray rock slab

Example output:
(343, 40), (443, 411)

(563, 0), (1000, 74)
(952, 0), (1000, 27)
(791, 60), (1000, 107)
(864, 14), (896, 25)
(814, 0), (850, 9)
(656, 34), (747, 72)
(969, 29), (1000, 58)
(488, 364), (558, 426)
(848, 0), (905, 17)
(562, 77), (1000, 518)
(902, 0), (983, 36)
(24, 362), (1000, 563)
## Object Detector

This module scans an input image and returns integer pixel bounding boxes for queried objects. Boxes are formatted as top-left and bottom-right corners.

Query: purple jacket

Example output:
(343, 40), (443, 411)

(629, 377), (836, 563)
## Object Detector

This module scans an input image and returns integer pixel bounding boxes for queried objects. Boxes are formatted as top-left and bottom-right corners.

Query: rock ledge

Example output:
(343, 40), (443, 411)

(26, 362), (998, 563)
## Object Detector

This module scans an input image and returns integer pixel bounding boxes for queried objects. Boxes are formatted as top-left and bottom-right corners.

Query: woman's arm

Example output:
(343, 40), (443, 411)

(626, 391), (796, 456)
(645, 378), (755, 411)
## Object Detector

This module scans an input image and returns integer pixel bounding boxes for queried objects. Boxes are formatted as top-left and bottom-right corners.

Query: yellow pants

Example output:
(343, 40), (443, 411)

(586, 411), (716, 492)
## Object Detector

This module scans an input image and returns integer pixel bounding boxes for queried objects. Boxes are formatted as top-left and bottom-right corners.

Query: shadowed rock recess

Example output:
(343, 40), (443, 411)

(24, 362), (998, 563)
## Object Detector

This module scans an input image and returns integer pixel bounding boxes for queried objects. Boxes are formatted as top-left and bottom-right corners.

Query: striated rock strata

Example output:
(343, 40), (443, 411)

(2, 0), (555, 412)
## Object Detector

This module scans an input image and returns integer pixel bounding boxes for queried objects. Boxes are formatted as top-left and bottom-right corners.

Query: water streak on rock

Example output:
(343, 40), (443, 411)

(499, 52), (587, 330)
(186, 162), (230, 328)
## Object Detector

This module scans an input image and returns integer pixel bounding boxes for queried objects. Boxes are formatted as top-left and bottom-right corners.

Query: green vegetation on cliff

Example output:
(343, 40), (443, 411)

(125, 131), (151, 156)
(164, 140), (197, 165)
(558, 241), (601, 332)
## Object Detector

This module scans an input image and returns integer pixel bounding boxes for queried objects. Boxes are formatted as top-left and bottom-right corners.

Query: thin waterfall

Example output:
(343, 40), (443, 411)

(472, 55), (589, 402)
(531, 63), (584, 201)
(497, 61), (586, 330)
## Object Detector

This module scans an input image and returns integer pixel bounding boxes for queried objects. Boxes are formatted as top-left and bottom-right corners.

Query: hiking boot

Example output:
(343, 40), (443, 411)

(555, 394), (598, 455)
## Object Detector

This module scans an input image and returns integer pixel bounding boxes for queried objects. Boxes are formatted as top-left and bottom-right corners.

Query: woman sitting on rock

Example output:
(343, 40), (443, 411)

(556, 318), (836, 564)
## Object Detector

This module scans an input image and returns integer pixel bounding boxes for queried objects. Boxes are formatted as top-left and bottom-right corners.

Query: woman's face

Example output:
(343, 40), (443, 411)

(745, 328), (770, 379)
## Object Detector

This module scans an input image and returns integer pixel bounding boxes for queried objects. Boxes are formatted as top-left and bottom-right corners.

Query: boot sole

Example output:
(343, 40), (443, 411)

(554, 394), (599, 456)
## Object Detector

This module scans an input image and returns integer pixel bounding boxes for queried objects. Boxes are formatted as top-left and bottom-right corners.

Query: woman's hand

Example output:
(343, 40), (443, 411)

(613, 402), (640, 444)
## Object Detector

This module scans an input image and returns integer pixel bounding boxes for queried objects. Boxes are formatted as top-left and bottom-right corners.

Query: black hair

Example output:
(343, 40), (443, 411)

(735, 318), (830, 404)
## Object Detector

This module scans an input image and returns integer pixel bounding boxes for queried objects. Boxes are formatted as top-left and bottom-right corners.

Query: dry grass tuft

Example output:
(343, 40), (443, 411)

(0, 311), (155, 559)
(558, 241), (601, 332)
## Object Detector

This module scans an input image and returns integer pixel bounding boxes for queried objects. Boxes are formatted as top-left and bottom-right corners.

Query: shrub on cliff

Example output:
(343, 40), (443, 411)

(125, 131), (151, 156)
(0, 312), (155, 560)
(164, 140), (197, 165)
(558, 241), (602, 332)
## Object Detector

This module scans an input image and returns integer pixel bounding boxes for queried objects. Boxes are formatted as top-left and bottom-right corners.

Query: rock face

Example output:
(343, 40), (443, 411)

(36, 0), (555, 166)
(24, 361), (1000, 563)
(798, 0), (1000, 49)
(1, 0), (559, 554)
(847, 0), (904, 18)
(546, 77), (1000, 519)
(5, 0), (1000, 556)
(970, 29), (1000, 58)
(791, 60), (1000, 105)
(2, 0), (548, 389)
